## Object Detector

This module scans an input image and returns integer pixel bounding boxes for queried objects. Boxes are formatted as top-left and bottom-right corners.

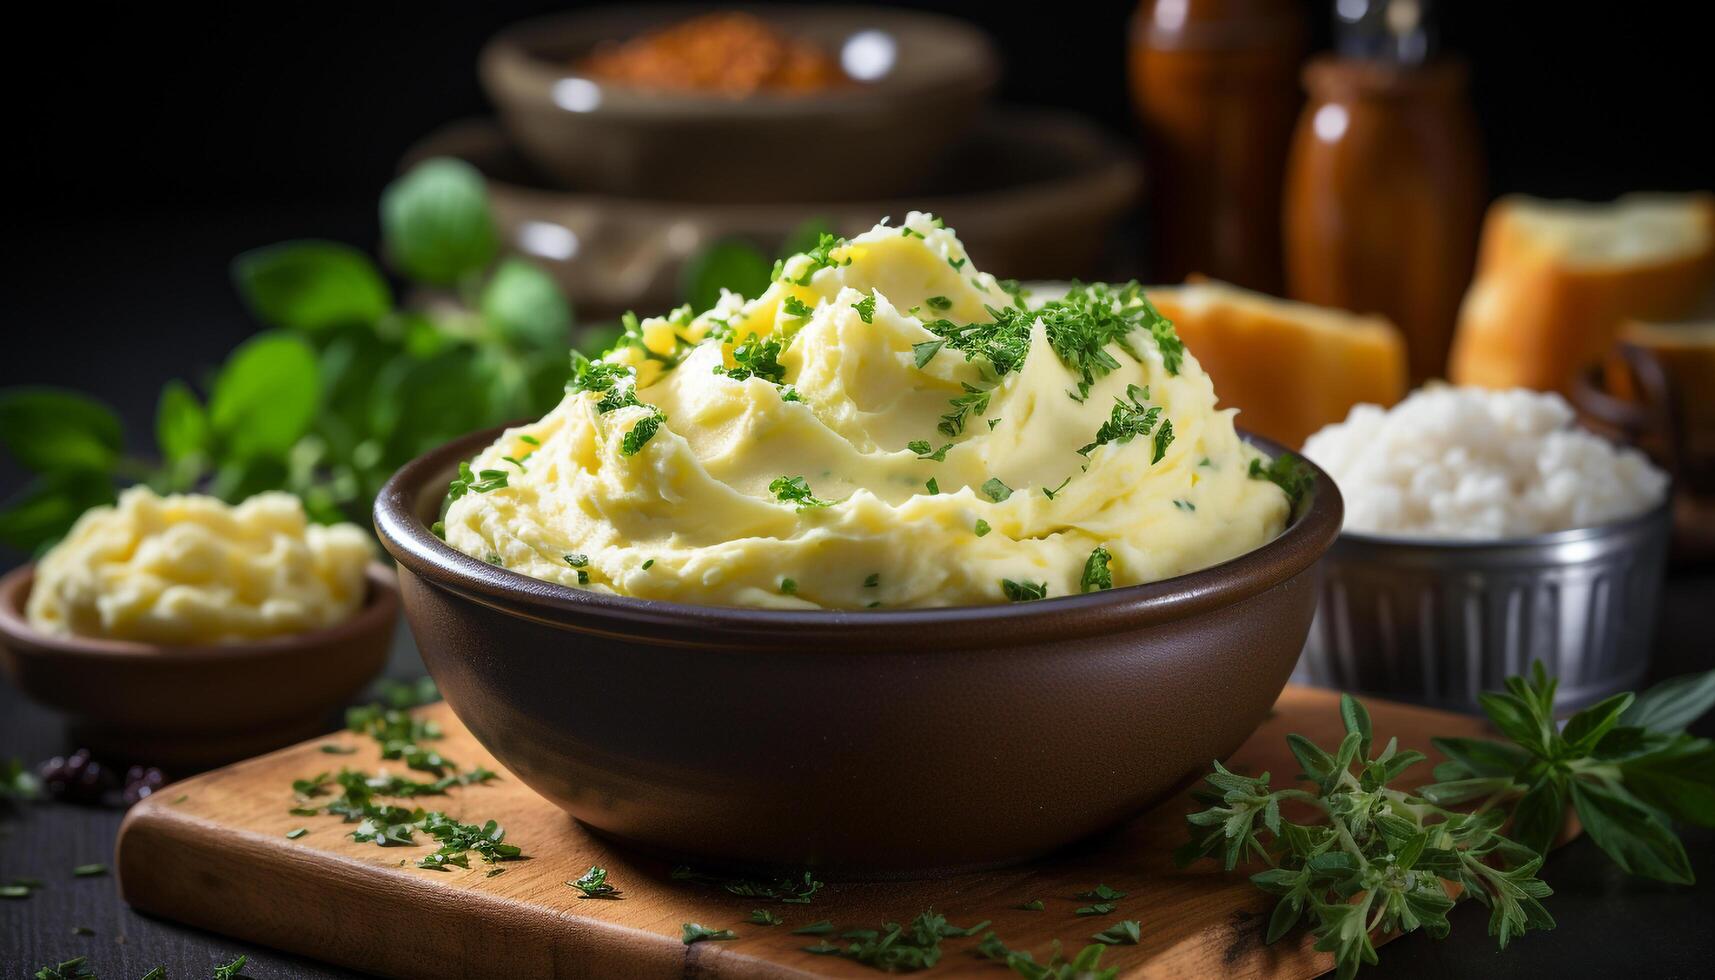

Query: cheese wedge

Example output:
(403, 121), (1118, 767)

(1449, 193), (1715, 393)
(1147, 279), (1408, 448)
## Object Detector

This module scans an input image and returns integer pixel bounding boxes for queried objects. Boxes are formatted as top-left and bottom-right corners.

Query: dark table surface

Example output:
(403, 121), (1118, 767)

(4, 206), (1715, 978)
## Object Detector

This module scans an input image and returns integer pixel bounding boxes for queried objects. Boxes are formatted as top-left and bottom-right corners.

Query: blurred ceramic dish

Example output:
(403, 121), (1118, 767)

(0, 563), (399, 769)
(480, 4), (999, 202)
(375, 426), (1341, 876)
(1294, 499), (1672, 715)
(402, 113), (1140, 319)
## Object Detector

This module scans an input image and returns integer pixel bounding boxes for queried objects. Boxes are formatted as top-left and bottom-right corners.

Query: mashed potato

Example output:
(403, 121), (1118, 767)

(27, 488), (373, 643)
(1303, 386), (1668, 538)
(444, 213), (1291, 608)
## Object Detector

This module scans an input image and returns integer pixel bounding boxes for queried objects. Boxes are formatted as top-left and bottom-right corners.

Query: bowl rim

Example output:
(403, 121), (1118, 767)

(0, 562), (400, 663)
(480, 3), (1001, 118)
(1331, 492), (1674, 553)
(374, 424), (1343, 649)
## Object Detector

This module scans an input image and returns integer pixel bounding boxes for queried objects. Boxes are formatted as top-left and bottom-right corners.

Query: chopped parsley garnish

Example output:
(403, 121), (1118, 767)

(863, 573), (880, 588)
(502, 455), (526, 470)
(565, 554), (588, 567)
(781, 578), (797, 595)
(681, 923), (737, 945)
(781, 295), (815, 319)
(947, 256), (967, 271)
(981, 477), (1013, 502)
(569, 866), (620, 899)
(907, 440), (951, 461)
(576, 570), (589, 584)
(749, 908), (784, 925)
(1042, 476), (1072, 500)
(924, 477), (940, 495)
(286, 828), (308, 839)
(1074, 902), (1117, 917)
(1081, 547), (1113, 593)
(1002, 579), (1047, 602)
(1174, 499), (1196, 511)
(939, 383), (992, 437)
(1153, 418), (1175, 463)
(1079, 384), (1163, 456)
(769, 475), (833, 510)
(446, 461), (508, 501)
(926, 295), (952, 311)
(619, 409), (665, 456)
(784, 232), (850, 284)
(1249, 452), (1315, 507)
(431, 520), (445, 539)
(519, 434), (540, 446)
(642, 559), (655, 570)
(1092, 920), (1142, 945)
(852, 294), (877, 323)
(719, 336), (786, 383)
(779, 385), (803, 402)
(974, 519), (992, 537)
(900, 226), (926, 239)
(485, 554), (503, 566)
(912, 339), (945, 368)
(566, 351), (641, 411)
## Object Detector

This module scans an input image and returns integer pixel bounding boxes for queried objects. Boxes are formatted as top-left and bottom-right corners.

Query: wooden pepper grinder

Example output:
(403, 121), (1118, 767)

(1129, 0), (1307, 294)
(1282, 0), (1484, 384)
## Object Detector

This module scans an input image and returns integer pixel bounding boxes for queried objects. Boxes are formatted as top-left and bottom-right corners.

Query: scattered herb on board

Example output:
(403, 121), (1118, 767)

(3, 758), (40, 803)
(1074, 884), (1127, 901)
(671, 866), (824, 904)
(682, 923), (738, 944)
(1016, 899), (1045, 911)
(31, 958), (95, 980)
(1073, 903), (1115, 917)
(286, 828), (308, 840)
(70, 864), (106, 878)
(140, 968), (166, 980)
(749, 908), (785, 925)
(570, 866), (621, 899)
(1176, 668), (1715, 980)
(977, 934), (1118, 980)
(808, 910), (989, 971)
(1091, 920), (1142, 945)
(213, 954), (253, 980)
(2, 883), (32, 899)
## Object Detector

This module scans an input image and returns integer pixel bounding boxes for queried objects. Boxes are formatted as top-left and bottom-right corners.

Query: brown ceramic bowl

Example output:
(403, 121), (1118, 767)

(479, 4), (999, 202)
(0, 564), (399, 769)
(375, 427), (1341, 877)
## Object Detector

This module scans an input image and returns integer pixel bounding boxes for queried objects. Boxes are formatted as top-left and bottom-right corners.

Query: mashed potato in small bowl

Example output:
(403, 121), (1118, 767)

(0, 488), (399, 767)
(1297, 385), (1672, 714)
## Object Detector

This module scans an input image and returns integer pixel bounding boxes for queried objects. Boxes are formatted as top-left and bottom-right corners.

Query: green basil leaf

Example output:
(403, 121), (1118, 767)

(0, 471), (116, 553)
(208, 333), (320, 459)
(1620, 670), (1715, 734)
(231, 240), (391, 331)
(381, 157), (500, 285)
(682, 239), (771, 312)
(1561, 692), (1635, 755)
(480, 258), (572, 350)
(1618, 735), (1715, 828)
(1339, 694), (1373, 759)
(1569, 777), (1695, 884)
(1509, 778), (1567, 856)
(154, 380), (210, 463)
(0, 387), (123, 473)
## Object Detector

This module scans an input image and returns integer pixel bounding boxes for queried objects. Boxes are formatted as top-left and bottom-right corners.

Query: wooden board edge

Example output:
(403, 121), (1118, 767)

(115, 801), (831, 980)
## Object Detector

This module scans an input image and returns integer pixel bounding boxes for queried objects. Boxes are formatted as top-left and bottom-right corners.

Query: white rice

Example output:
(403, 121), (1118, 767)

(1301, 386), (1668, 539)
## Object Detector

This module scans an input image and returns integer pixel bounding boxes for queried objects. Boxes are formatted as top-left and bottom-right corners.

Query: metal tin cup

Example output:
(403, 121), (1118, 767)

(1294, 498), (1672, 714)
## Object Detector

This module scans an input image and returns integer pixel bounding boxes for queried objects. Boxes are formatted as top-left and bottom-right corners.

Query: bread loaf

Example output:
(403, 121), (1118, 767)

(1147, 278), (1408, 448)
(1449, 193), (1715, 393)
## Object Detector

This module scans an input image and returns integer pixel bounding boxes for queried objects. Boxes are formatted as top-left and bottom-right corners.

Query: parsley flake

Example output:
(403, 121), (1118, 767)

(1079, 384), (1162, 456)
(907, 440), (952, 461)
(926, 295), (952, 311)
(1002, 579), (1047, 602)
(981, 477), (1013, 502)
(1081, 547), (1114, 593)
(974, 519), (992, 537)
(769, 475), (833, 510)
(852, 294), (877, 323)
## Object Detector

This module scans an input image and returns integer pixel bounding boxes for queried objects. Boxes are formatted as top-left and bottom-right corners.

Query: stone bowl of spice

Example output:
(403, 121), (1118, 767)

(374, 424), (1343, 877)
(479, 5), (1000, 202)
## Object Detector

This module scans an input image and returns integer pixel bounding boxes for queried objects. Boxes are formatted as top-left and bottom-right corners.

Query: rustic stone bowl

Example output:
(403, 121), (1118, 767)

(375, 426), (1341, 877)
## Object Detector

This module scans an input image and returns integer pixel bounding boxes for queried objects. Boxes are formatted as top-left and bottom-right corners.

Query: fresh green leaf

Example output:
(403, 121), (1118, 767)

(1570, 777), (1694, 884)
(1091, 919), (1141, 945)
(1618, 736), (1715, 828)
(154, 380), (210, 463)
(0, 387), (123, 473)
(209, 333), (320, 459)
(1561, 692), (1635, 754)
(231, 239), (390, 331)
(1620, 670), (1715, 734)
(749, 907), (784, 925)
(569, 865), (621, 899)
(381, 157), (500, 285)
(681, 922), (738, 944)
(481, 258), (572, 350)
(1080, 546), (1113, 593)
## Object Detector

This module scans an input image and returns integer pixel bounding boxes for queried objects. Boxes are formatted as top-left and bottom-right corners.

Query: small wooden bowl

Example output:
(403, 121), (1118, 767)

(0, 563), (400, 769)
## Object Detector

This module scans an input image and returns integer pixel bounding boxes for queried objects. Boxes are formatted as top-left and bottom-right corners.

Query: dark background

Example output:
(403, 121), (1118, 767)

(6, 1), (1714, 492)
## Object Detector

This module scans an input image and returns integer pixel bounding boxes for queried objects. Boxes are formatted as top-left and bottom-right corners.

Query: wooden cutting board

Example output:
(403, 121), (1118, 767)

(115, 686), (1489, 979)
